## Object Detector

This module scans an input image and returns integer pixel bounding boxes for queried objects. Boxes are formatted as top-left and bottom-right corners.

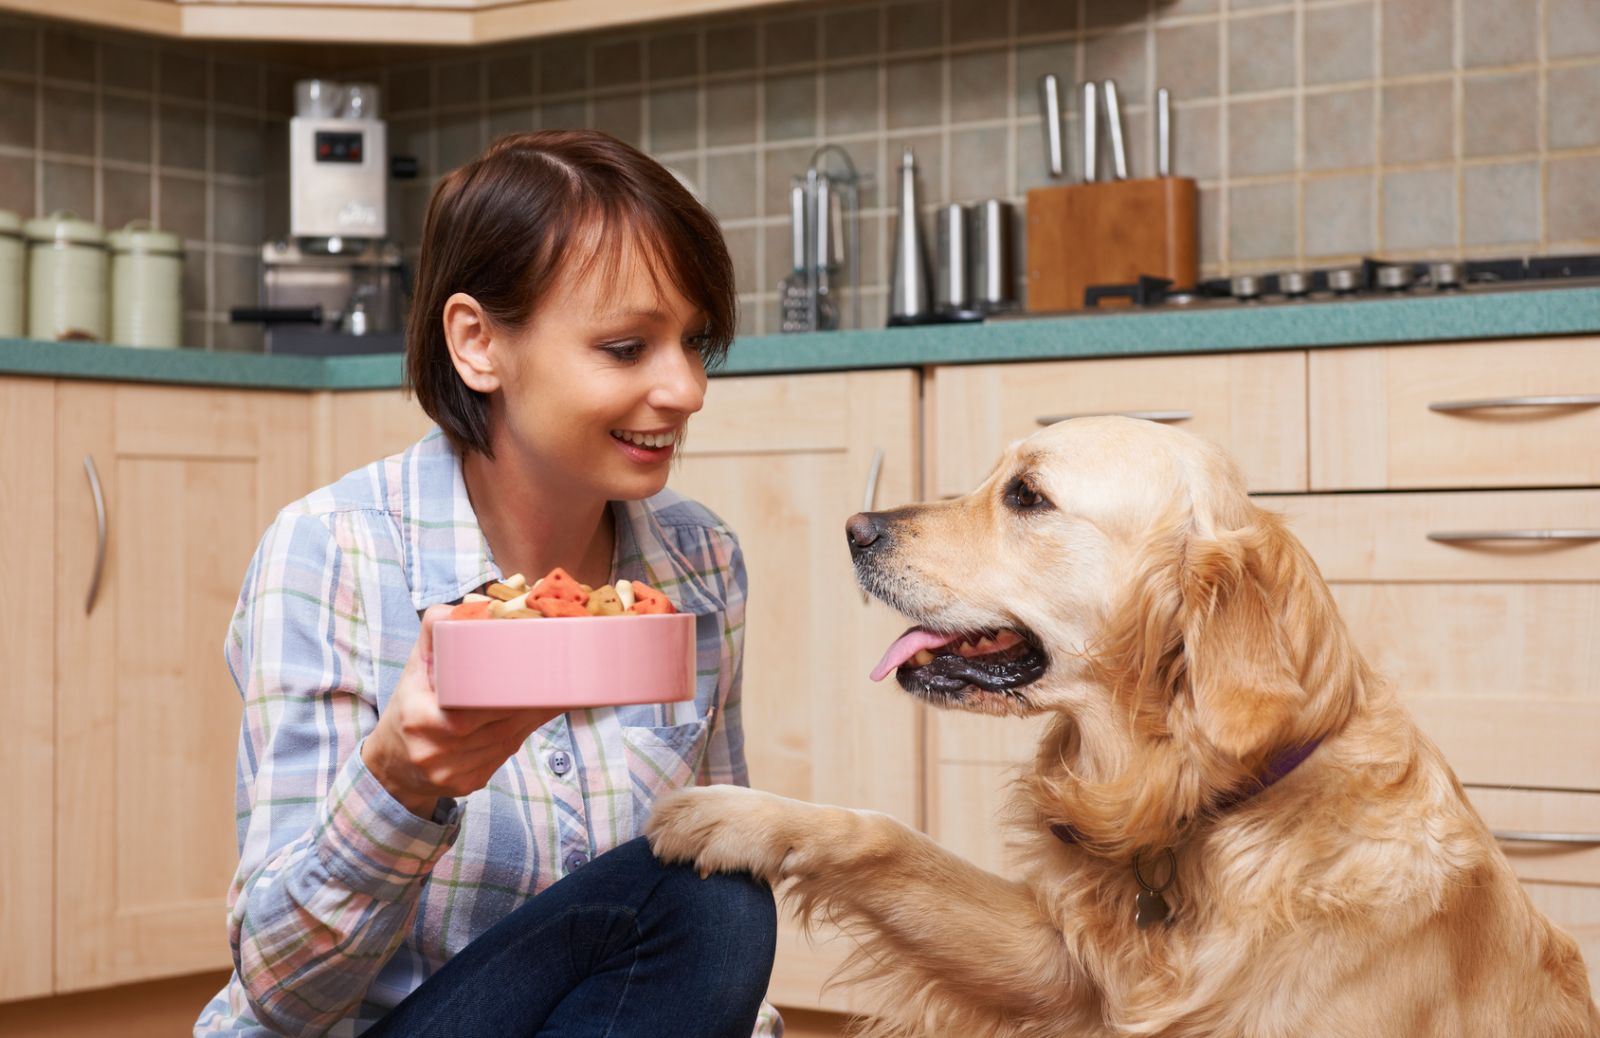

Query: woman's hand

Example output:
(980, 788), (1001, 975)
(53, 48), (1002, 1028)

(362, 603), (562, 819)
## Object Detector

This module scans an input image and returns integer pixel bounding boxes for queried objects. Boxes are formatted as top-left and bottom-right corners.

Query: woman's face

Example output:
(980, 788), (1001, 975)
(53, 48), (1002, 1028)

(488, 236), (711, 505)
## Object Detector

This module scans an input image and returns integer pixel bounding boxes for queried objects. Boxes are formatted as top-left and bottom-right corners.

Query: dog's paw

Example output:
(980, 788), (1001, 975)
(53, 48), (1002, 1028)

(645, 785), (812, 884)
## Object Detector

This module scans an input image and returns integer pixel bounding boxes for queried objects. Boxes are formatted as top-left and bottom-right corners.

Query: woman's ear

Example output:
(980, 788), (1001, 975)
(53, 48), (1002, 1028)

(442, 292), (501, 394)
(1181, 523), (1303, 761)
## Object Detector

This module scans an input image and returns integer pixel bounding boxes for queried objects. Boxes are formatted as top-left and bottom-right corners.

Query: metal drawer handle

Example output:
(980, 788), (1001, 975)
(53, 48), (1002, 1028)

(1036, 410), (1193, 426)
(1427, 529), (1600, 544)
(1429, 393), (1600, 413)
(84, 453), (107, 615)
(1492, 829), (1600, 846)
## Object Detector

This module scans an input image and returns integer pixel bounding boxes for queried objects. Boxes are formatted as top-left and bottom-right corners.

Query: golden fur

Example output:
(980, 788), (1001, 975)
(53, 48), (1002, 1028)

(648, 417), (1600, 1037)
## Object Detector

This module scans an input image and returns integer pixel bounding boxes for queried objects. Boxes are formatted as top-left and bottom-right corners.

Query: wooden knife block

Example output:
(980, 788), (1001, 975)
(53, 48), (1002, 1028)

(1025, 176), (1199, 312)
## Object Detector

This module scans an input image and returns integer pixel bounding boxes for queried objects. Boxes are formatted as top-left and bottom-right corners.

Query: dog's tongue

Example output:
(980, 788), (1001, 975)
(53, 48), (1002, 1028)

(871, 628), (959, 682)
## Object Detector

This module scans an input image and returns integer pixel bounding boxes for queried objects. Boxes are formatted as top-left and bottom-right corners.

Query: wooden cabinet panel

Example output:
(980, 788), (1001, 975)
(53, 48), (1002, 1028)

(1310, 340), (1600, 491)
(931, 351), (1308, 497)
(1259, 490), (1600, 582)
(669, 369), (923, 1014)
(0, 377), (56, 1002)
(53, 383), (315, 992)
(311, 389), (437, 487)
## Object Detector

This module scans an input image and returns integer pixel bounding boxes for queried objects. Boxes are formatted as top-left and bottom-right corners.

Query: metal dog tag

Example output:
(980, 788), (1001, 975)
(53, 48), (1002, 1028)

(1134, 889), (1170, 929)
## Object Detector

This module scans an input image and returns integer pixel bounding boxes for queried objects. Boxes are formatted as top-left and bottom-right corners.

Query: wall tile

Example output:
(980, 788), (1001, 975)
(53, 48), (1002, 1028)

(764, 72), (818, 141)
(159, 49), (207, 99)
(1086, 28), (1149, 104)
(1304, 88), (1374, 172)
(950, 0), (1010, 42)
(0, 18), (37, 78)
(886, 57), (942, 130)
(1546, 154), (1600, 241)
(158, 173), (208, 242)
(649, 30), (700, 81)
(1228, 96), (1294, 177)
(1463, 0), (1537, 68)
(100, 166), (151, 230)
(1547, 0), (1600, 59)
(1156, 0), (1219, 20)
(212, 113), (262, 177)
(182, 248), (209, 316)
(40, 159), (93, 219)
(541, 38), (590, 93)
(0, 153), (35, 216)
(213, 180), (262, 245)
(436, 111), (486, 171)
(1155, 20), (1221, 101)
(1304, 174), (1375, 256)
(765, 13), (819, 68)
(42, 86), (96, 157)
(1087, 0), (1151, 31)
(887, 1), (944, 53)
(593, 40), (642, 89)
(825, 6), (882, 62)
(949, 125), (1009, 202)
(1382, 0), (1453, 77)
(1018, 0), (1079, 35)
(1015, 41), (1077, 118)
(950, 50), (1008, 124)
(213, 250), (258, 314)
(388, 63), (435, 113)
(763, 143), (816, 217)
(1227, 179), (1296, 260)
(1304, 3), (1374, 86)
(1382, 168), (1456, 250)
(101, 39), (153, 94)
(1197, 183), (1222, 264)
(1463, 72), (1537, 157)
(542, 98), (587, 133)
(486, 103), (533, 140)
(1462, 161), (1538, 246)
(825, 65), (882, 137)
(705, 80), (757, 146)
(42, 26), (95, 83)
(1547, 64), (1600, 150)
(1380, 80), (1453, 165)
(1228, 12), (1295, 94)
(437, 58), (486, 108)
(723, 223), (759, 293)
(705, 24), (757, 75)
(592, 92), (642, 147)
(704, 150), (757, 221)
(0, 79), (35, 150)
(650, 85), (699, 153)
(889, 130), (944, 206)
(487, 50), (536, 101)
(1173, 100), (1219, 180)
(214, 60), (261, 112)
(102, 94), (152, 166)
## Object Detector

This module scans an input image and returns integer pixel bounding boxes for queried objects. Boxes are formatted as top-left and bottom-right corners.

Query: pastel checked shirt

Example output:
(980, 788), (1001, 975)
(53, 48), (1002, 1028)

(194, 427), (782, 1037)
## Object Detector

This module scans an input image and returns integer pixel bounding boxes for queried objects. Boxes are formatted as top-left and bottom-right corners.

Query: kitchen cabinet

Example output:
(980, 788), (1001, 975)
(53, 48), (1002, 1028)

(0, 377), (57, 1003)
(4, 0), (801, 46)
(52, 381), (315, 991)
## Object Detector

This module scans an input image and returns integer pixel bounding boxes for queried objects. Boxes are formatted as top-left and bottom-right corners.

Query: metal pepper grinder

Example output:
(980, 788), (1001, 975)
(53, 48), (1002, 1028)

(888, 148), (933, 326)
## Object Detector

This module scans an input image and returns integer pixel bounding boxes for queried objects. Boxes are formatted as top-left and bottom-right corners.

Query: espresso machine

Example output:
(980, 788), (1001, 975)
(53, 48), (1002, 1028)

(232, 80), (408, 354)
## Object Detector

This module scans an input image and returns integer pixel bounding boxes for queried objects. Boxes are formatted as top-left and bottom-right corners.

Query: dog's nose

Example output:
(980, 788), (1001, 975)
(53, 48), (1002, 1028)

(846, 512), (884, 557)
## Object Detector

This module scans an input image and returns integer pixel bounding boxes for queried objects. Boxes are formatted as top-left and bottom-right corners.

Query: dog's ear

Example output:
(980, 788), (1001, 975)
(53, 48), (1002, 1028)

(1180, 523), (1303, 760)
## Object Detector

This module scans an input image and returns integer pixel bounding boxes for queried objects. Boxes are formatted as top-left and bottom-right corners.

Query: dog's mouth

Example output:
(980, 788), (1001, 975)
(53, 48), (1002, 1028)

(870, 626), (1049, 702)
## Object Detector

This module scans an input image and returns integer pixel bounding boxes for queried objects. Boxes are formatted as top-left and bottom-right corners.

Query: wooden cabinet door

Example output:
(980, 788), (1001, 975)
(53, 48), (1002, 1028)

(668, 369), (923, 1012)
(311, 388), (437, 486)
(0, 377), (56, 1003)
(53, 382), (315, 992)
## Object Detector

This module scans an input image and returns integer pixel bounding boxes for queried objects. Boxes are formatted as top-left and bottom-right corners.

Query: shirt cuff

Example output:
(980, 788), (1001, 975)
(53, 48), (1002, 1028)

(311, 740), (464, 901)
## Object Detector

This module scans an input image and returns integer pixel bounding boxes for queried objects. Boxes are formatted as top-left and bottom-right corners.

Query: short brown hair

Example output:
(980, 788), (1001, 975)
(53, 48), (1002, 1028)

(404, 130), (737, 456)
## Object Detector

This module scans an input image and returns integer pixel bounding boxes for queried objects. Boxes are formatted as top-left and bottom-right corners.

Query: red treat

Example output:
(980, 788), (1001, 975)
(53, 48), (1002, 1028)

(533, 596), (589, 618)
(448, 600), (492, 620)
(536, 567), (589, 605)
(628, 581), (676, 615)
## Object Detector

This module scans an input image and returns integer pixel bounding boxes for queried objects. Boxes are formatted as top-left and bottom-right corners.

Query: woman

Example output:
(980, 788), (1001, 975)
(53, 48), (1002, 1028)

(195, 131), (780, 1037)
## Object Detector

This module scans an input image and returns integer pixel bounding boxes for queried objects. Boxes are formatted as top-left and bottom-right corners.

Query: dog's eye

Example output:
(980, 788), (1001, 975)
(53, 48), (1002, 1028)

(1004, 476), (1052, 512)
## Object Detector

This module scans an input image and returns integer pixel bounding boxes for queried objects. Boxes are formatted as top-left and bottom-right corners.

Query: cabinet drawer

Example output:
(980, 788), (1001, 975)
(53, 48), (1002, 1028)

(1310, 339), (1600, 491)
(932, 351), (1307, 497)
(1260, 490), (1600, 582)
(1466, 787), (1600, 887)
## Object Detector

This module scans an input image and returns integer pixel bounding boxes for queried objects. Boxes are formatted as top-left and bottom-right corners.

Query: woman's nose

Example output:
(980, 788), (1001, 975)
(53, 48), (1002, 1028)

(649, 344), (707, 415)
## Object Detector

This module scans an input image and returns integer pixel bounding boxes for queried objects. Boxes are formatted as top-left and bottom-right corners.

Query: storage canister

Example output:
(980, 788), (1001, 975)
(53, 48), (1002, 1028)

(109, 221), (184, 348)
(0, 210), (23, 337)
(25, 210), (108, 341)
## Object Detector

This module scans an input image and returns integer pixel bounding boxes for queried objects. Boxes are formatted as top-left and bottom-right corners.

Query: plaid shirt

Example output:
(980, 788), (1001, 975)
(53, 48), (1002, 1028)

(195, 428), (780, 1036)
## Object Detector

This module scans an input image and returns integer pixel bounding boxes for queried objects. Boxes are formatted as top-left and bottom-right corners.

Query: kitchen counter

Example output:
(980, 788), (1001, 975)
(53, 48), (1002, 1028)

(2, 285), (1597, 390)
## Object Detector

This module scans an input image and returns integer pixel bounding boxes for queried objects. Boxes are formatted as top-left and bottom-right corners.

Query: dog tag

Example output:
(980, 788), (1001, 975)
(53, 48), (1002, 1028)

(1134, 889), (1170, 929)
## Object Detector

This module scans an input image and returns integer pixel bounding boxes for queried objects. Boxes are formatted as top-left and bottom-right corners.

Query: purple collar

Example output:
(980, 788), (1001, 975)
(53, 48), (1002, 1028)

(1050, 736), (1325, 848)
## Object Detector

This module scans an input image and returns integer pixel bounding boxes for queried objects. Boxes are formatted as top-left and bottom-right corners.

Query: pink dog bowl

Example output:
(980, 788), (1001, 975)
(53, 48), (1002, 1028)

(433, 613), (697, 709)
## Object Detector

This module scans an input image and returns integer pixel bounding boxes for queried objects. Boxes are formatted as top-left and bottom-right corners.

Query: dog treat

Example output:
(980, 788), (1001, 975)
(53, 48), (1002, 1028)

(449, 567), (677, 621)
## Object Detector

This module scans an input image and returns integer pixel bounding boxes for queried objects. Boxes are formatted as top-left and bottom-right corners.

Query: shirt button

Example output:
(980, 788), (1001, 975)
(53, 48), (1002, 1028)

(564, 851), (590, 872)
(548, 750), (572, 776)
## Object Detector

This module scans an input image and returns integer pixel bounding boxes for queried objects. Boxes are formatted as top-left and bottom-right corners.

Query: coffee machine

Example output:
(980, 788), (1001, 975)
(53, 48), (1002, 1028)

(233, 80), (408, 354)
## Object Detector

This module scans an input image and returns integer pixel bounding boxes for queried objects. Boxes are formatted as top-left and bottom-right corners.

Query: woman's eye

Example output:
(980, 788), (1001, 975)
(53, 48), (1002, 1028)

(1004, 477), (1051, 512)
(684, 332), (713, 353)
(603, 340), (646, 362)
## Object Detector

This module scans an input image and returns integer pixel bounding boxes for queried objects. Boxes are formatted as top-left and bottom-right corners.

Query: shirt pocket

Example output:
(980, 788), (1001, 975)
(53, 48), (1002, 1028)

(620, 717), (712, 831)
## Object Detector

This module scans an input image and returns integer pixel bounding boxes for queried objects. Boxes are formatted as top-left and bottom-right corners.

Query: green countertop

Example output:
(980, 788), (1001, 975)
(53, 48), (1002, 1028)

(3, 286), (1597, 391)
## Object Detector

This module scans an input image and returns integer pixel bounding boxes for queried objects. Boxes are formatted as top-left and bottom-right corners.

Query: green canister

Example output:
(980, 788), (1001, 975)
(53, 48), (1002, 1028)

(109, 221), (184, 348)
(25, 210), (108, 341)
(0, 210), (22, 337)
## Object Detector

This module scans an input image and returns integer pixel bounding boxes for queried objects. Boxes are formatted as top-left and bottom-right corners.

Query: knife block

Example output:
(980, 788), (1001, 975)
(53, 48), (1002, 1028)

(1025, 176), (1199, 312)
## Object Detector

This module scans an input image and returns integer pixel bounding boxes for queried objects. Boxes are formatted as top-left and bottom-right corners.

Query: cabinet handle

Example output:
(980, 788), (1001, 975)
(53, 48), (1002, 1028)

(1036, 410), (1193, 426)
(859, 447), (885, 605)
(1428, 393), (1600, 413)
(84, 453), (107, 616)
(1427, 529), (1600, 544)
(1491, 829), (1600, 846)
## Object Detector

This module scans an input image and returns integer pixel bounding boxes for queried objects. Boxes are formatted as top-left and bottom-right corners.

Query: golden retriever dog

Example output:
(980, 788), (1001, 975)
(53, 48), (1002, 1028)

(647, 416), (1600, 1038)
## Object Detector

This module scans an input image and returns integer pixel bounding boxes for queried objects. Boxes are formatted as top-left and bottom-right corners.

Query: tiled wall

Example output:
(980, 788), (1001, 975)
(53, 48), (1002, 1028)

(0, 13), (314, 350)
(3, 0), (1598, 345)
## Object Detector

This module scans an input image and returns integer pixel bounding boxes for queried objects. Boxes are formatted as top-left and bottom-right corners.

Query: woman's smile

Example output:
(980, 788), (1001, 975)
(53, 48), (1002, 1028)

(609, 425), (681, 463)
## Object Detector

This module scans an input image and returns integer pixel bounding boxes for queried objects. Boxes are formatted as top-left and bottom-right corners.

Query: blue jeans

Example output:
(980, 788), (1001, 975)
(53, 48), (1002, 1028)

(361, 837), (778, 1038)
